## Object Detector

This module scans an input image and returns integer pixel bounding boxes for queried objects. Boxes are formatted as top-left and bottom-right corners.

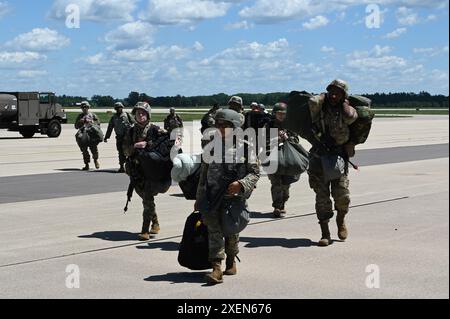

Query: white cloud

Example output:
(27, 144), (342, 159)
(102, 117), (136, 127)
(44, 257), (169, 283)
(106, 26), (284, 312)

(140, 0), (231, 25)
(413, 45), (449, 57)
(0, 1), (11, 18)
(18, 70), (49, 78)
(49, 0), (137, 22)
(239, 0), (448, 24)
(104, 21), (155, 50)
(112, 45), (191, 62)
(303, 15), (329, 30)
(0, 51), (47, 67)
(373, 45), (392, 56)
(321, 46), (335, 53)
(396, 7), (419, 25)
(6, 28), (70, 52)
(384, 27), (407, 39)
(193, 41), (204, 51)
(225, 20), (252, 30)
(347, 47), (406, 71)
(83, 53), (107, 65)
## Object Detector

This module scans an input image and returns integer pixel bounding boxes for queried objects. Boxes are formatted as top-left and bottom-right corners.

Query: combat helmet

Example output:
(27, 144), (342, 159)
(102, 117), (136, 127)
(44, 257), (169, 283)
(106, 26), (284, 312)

(80, 101), (91, 109)
(272, 102), (287, 114)
(228, 96), (244, 112)
(114, 102), (124, 110)
(132, 101), (151, 117)
(326, 79), (349, 97)
(214, 108), (242, 129)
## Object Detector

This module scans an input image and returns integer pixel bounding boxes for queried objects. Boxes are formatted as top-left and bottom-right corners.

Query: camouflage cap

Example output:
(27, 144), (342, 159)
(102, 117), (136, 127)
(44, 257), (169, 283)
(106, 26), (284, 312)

(327, 79), (349, 97)
(132, 101), (151, 117)
(114, 102), (124, 109)
(214, 108), (242, 129)
(272, 102), (287, 114)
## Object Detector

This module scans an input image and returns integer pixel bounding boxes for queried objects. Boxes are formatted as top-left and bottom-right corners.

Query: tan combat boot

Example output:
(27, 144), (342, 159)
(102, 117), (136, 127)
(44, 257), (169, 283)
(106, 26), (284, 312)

(318, 221), (332, 247)
(138, 232), (150, 241)
(273, 208), (282, 218)
(224, 255), (237, 276)
(150, 216), (160, 234)
(138, 219), (151, 241)
(336, 211), (348, 240)
(94, 159), (100, 169)
(205, 260), (223, 285)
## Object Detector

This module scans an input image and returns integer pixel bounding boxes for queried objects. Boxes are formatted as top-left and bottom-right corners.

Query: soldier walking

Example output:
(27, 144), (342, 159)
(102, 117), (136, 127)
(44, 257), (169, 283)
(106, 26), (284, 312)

(104, 102), (134, 173)
(264, 102), (300, 218)
(164, 107), (184, 134)
(195, 109), (260, 285)
(123, 102), (168, 241)
(75, 101), (101, 171)
(307, 79), (358, 246)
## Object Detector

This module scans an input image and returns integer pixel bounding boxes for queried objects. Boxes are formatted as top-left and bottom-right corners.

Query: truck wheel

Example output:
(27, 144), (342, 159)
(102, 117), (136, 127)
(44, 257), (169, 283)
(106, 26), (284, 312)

(20, 130), (35, 138)
(47, 119), (62, 138)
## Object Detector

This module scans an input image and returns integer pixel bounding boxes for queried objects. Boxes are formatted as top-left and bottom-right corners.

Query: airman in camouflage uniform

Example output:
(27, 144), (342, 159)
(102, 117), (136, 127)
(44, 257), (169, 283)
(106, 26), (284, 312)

(75, 101), (101, 171)
(164, 107), (184, 134)
(104, 102), (134, 173)
(123, 102), (168, 241)
(227, 96), (245, 128)
(195, 109), (260, 285)
(264, 102), (300, 218)
(307, 79), (358, 246)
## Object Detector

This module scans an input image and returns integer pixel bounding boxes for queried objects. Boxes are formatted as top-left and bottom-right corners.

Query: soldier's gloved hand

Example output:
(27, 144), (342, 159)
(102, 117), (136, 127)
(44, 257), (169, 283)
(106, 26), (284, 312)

(227, 181), (242, 196)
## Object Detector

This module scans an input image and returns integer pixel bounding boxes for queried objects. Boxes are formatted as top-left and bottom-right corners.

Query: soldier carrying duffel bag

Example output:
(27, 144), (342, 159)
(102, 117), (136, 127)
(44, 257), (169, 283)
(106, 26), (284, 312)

(74, 101), (103, 171)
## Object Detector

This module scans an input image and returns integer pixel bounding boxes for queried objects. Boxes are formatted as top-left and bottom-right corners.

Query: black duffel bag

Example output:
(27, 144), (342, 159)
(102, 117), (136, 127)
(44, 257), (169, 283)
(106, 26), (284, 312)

(179, 166), (201, 200)
(178, 212), (211, 270)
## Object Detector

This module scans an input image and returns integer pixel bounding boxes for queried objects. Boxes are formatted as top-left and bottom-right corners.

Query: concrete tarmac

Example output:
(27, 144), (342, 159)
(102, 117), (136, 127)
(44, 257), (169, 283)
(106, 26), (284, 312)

(0, 115), (448, 299)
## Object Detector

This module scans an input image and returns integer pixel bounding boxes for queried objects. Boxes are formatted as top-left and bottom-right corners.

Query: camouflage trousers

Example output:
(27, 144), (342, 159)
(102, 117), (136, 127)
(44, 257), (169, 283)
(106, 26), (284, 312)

(79, 144), (99, 164)
(115, 136), (126, 166)
(308, 157), (351, 221)
(202, 210), (239, 262)
(134, 182), (158, 232)
(268, 174), (291, 209)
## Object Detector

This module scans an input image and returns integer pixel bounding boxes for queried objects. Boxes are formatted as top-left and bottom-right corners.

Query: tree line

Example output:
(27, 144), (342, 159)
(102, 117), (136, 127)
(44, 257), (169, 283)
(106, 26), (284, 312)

(57, 91), (449, 109)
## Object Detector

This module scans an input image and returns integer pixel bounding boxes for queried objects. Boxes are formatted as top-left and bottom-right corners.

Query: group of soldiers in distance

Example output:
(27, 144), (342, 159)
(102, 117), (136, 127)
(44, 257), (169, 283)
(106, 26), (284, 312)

(74, 79), (358, 285)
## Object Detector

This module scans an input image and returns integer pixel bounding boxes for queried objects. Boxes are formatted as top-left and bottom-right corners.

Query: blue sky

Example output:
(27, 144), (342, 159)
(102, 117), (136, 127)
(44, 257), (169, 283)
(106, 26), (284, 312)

(0, 0), (448, 99)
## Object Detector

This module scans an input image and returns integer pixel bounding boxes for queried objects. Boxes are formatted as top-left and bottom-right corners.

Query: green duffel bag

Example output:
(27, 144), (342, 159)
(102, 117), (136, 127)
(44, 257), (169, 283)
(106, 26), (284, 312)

(75, 127), (90, 148)
(277, 141), (310, 176)
(87, 124), (104, 146)
(348, 95), (375, 145)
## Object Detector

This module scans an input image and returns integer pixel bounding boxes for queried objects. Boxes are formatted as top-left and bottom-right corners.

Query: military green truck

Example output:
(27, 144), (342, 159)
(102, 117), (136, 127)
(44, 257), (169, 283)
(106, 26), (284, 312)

(0, 92), (67, 138)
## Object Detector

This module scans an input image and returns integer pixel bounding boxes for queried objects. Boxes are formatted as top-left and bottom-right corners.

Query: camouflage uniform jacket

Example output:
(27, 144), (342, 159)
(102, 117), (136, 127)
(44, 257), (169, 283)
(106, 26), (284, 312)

(164, 114), (184, 131)
(308, 94), (358, 153)
(105, 112), (133, 139)
(123, 122), (167, 158)
(74, 112), (100, 129)
(196, 142), (260, 209)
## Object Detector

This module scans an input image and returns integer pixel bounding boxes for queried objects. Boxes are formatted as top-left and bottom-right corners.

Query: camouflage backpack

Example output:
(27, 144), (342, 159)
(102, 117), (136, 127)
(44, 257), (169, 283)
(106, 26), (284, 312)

(347, 95), (375, 145)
